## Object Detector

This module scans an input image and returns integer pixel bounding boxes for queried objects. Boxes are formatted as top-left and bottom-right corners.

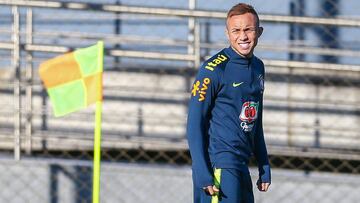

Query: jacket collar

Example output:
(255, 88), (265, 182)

(224, 46), (253, 66)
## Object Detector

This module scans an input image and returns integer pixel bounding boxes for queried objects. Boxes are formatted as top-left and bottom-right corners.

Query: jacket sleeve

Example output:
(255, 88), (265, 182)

(254, 102), (271, 183)
(186, 65), (220, 188)
(253, 89), (271, 184)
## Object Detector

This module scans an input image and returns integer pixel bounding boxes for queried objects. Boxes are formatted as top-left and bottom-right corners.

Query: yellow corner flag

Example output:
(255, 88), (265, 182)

(39, 41), (104, 203)
(39, 41), (103, 117)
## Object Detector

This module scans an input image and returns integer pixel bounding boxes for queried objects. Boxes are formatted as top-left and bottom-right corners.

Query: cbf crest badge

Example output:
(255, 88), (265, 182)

(239, 101), (259, 132)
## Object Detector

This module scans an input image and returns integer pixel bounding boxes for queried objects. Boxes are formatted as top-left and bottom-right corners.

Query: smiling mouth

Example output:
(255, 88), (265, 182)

(239, 43), (250, 49)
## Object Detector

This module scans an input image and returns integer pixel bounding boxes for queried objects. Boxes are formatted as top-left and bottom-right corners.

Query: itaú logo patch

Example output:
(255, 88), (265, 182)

(204, 54), (228, 71)
(239, 101), (259, 132)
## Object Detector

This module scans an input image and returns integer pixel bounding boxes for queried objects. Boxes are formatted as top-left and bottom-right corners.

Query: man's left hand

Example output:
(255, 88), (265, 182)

(256, 180), (270, 192)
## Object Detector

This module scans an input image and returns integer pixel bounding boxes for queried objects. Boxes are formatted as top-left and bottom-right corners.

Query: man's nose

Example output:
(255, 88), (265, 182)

(238, 31), (248, 41)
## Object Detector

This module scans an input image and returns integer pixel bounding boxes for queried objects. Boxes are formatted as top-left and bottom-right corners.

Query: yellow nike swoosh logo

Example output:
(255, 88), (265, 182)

(232, 82), (244, 87)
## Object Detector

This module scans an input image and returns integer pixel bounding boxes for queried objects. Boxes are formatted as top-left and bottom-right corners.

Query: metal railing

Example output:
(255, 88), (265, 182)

(0, 1), (359, 202)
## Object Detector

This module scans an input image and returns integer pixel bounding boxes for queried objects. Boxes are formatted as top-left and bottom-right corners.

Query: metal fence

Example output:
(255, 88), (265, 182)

(0, 0), (359, 202)
(1, 157), (360, 203)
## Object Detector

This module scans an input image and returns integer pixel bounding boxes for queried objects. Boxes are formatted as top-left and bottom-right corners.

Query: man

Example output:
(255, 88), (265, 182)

(187, 3), (271, 203)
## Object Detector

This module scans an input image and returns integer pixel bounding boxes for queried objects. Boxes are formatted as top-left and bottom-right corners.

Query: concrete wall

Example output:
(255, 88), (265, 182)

(0, 157), (359, 203)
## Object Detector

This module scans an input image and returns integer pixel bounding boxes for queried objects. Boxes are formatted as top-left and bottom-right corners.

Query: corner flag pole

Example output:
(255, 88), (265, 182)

(92, 41), (104, 203)
(92, 100), (102, 203)
(38, 41), (104, 203)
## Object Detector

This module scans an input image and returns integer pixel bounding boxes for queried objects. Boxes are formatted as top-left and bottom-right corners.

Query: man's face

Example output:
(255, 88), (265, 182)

(226, 13), (263, 58)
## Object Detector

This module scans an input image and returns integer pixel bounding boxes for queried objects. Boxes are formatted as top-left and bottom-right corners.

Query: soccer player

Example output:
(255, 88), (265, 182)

(186, 3), (271, 203)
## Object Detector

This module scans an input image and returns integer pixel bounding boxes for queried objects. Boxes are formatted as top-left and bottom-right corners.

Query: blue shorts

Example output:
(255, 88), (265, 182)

(193, 168), (254, 203)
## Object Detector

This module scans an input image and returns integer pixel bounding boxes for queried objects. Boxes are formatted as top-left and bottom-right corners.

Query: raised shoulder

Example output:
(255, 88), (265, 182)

(190, 50), (229, 102)
(201, 49), (229, 73)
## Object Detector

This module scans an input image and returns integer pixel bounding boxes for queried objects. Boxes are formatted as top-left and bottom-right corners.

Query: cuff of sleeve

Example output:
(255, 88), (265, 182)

(259, 164), (271, 183)
(192, 168), (214, 188)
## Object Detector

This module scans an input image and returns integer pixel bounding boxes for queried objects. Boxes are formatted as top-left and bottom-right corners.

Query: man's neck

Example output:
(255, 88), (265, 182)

(230, 46), (253, 59)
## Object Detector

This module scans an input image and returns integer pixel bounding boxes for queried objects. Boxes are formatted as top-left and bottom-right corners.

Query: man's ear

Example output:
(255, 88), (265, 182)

(257, 27), (264, 37)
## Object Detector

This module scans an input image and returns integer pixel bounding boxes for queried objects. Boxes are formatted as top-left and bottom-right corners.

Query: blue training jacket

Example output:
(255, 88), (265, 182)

(186, 47), (271, 188)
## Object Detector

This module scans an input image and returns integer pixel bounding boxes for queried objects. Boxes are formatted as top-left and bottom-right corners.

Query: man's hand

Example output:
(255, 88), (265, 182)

(257, 180), (270, 192)
(203, 185), (219, 196)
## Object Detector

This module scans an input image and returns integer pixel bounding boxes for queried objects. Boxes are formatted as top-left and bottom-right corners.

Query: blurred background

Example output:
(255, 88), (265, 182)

(0, 0), (359, 202)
